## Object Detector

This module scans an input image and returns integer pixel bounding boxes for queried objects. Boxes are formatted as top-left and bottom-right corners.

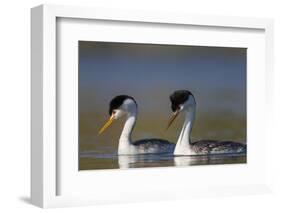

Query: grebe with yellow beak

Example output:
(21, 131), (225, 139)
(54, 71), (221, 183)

(99, 95), (175, 155)
(167, 90), (246, 156)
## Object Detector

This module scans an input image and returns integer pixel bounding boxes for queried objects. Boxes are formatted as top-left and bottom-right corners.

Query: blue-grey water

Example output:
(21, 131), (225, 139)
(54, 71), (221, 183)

(79, 149), (246, 170)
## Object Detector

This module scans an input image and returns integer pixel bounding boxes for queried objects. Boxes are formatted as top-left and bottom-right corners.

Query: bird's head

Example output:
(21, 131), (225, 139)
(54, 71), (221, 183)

(99, 95), (137, 134)
(166, 90), (196, 130)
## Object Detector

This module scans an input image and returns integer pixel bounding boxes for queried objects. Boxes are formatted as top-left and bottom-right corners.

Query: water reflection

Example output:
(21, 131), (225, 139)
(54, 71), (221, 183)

(174, 154), (246, 167)
(79, 151), (246, 170)
(118, 154), (176, 169)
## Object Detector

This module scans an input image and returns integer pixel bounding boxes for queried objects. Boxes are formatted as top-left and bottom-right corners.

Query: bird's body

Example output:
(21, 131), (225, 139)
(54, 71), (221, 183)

(118, 139), (175, 155)
(132, 139), (175, 154)
(99, 95), (174, 155)
(168, 90), (247, 156)
(189, 140), (246, 155)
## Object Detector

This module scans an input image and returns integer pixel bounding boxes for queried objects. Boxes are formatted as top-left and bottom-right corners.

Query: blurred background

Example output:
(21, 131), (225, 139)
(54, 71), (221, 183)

(79, 41), (246, 153)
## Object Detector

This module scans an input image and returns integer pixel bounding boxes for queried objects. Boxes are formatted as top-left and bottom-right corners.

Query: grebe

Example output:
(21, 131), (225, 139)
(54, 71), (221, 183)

(99, 95), (175, 155)
(166, 90), (246, 156)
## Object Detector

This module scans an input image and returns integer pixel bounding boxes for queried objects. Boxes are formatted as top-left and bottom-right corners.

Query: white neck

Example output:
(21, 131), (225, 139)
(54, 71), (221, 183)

(174, 107), (196, 155)
(118, 112), (137, 154)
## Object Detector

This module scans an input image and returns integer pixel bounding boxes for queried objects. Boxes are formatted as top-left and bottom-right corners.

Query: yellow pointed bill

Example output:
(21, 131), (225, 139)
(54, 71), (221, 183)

(98, 116), (114, 135)
(166, 110), (180, 130)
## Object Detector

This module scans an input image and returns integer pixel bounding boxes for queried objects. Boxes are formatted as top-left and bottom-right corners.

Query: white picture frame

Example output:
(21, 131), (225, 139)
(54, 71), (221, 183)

(31, 4), (274, 208)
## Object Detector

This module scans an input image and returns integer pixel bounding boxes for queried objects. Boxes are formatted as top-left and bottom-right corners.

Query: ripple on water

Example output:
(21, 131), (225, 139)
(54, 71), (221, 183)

(79, 151), (246, 170)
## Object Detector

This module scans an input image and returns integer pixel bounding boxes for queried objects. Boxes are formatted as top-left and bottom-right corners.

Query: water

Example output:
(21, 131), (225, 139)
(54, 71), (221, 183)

(79, 150), (246, 170)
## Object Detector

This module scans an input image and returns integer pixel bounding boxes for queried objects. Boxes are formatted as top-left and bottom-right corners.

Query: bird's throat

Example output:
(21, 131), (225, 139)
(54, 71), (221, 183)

(174, 108), (195, 155)
(118, 113), (137, 153)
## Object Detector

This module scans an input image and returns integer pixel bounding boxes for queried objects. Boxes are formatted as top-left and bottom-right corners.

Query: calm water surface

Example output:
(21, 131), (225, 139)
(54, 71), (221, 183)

(79, 149), (246, 170)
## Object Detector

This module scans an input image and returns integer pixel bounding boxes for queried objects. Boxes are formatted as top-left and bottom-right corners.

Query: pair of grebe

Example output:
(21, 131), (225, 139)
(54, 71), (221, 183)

(98, 90), (246, 155)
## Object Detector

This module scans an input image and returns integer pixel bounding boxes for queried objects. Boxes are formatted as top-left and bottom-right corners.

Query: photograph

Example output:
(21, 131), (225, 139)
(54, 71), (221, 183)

(78, 41), (247, 170)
